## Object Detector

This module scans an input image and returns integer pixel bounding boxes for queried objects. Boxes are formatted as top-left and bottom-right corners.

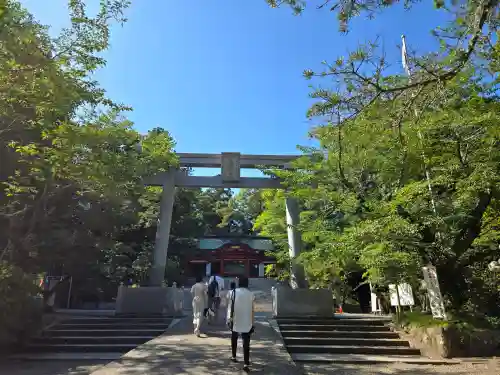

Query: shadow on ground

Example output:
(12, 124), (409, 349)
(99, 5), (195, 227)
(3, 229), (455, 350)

(302, 361), (499, 375)
(90, 322), (301, 375)
(0, 360), (109, 375)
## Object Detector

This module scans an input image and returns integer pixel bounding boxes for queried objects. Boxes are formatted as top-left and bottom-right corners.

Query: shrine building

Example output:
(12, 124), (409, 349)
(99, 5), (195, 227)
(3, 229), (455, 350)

(183, 236), (276, 279)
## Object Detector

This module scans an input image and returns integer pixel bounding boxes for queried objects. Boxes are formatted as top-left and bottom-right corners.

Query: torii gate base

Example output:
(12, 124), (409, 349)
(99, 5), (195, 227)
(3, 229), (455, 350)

(272, 286), (334, 317)
(115, 153), (333, 316)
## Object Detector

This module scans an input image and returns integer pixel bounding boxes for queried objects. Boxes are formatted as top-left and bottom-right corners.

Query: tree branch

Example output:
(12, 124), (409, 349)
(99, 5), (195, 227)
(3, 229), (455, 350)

(335, 113), (355, 192)
(453, 189), (494, 259)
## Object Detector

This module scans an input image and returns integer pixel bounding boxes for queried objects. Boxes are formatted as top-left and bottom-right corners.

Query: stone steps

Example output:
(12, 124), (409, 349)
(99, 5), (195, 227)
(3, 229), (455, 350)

(286, 344), (420, 355)
(291, 353), (459, 365)
(277, 316), (422, 363)
(277, 317), (390, 326)
(26, 344), (140, 353)
(22, 315), (173, 355)
(283, 337), (411, 347)
(42, 329), (168, 337)
(62, 317), (172, 324)
(279, 324), (390, 332)
(53, 322), (170, 330)
(282, 330), (399, 339)
(32, 336), (158, 345)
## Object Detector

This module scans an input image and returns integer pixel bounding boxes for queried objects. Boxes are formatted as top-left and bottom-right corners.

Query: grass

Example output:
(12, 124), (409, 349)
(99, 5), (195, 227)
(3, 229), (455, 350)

(394, 310), (500, 332)
(394, 311), (449, 329)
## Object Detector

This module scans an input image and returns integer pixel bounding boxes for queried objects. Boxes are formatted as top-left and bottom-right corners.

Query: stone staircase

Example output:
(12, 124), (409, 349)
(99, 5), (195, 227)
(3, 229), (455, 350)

(277, 316), (425, 364)
(24, 314), (173, 356)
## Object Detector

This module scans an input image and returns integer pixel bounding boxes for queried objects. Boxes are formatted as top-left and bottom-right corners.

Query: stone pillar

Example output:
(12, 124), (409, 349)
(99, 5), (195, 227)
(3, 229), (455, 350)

(258, 263), (265, 277)
(149, 170), (176, 286)
(205, 263), (212, 277)
(285, 197), (307, 289)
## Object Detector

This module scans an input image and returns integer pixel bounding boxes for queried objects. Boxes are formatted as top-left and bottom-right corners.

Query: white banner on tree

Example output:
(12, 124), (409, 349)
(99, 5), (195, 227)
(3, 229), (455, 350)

(422, 265), (447, 319)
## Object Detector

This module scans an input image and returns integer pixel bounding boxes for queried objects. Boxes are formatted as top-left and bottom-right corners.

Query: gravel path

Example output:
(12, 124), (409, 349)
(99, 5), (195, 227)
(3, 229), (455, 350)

(302, 360), (499, 375)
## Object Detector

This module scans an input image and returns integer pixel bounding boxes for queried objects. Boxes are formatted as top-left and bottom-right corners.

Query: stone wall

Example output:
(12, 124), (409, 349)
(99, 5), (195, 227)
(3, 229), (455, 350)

(272, 286), (333, 317)
(393, 324), (500, 358)
(115, 285), (184, 315)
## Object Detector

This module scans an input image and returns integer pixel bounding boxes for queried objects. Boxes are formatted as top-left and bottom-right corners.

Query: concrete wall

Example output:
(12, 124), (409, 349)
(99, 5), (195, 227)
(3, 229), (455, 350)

(272, 286), (333, 317)
(115, 286), (184, 315)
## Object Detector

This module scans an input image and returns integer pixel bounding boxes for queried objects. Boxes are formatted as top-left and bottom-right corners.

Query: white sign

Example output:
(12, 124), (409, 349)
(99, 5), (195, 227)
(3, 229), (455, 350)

(371, 293), (382, 313)
(370, 283), (382, 313)
(221, 152), (240, 182)
(389, 283), (415, 306)
(422, 265), (447, 319)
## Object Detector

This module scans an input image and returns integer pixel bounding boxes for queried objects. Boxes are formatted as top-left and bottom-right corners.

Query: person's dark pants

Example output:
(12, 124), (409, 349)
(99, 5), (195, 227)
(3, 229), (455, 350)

(231, 331), (251, 365)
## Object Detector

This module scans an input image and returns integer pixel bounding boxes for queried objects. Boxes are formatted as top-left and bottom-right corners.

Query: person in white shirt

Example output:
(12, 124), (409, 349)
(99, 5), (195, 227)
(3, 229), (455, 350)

(190, 275), (207, 337)
(227, 277), (255, 372)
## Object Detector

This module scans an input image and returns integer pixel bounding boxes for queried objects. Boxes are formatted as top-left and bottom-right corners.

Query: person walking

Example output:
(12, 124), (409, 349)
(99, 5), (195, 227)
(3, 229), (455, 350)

(227, 277), (255, 372)
(206, 274), (223, 321)
(208, 273), (225, 311)
(190, 275), (207, 337)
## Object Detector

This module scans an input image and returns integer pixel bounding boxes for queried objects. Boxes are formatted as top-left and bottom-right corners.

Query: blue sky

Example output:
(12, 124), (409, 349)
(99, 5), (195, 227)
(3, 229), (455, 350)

(21, 0), (448, 178)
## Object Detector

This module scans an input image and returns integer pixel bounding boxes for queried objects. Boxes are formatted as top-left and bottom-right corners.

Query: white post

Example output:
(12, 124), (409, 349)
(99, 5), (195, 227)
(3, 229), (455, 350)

(205, 263), (212, 277)
(258, 263), (265, 277)
(150, 170), (176, 286)
(285, 197), (307, 289)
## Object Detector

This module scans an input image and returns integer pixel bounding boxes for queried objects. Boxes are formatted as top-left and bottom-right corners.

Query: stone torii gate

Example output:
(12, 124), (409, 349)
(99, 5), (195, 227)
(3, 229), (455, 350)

(144, 152), (307, 288)
(115, 152), (334, 316)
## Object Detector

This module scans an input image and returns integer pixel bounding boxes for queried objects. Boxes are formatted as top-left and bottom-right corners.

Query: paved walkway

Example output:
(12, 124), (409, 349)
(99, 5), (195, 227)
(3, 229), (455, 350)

(90, 315), (304, 375)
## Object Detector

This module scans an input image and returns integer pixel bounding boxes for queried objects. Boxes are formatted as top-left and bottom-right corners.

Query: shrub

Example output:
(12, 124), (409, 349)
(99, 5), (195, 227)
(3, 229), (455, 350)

(0, 262), (43, 349)
(394, 311), (449, 330)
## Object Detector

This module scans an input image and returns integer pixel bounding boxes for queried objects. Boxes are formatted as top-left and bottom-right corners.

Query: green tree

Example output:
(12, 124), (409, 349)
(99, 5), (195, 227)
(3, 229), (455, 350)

(197, 188), (233, 235)
(259, 0), (500, 317)
(219, 189), (264, 234)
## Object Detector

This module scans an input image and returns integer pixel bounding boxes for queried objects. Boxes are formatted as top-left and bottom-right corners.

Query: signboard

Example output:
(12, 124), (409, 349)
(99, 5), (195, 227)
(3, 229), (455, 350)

(389, 283), (415, 306)
(221, 152), (240, 182)
(370, 283), (382, 313)
(371, 292), (381, 313)
(422, 265), (447, 319)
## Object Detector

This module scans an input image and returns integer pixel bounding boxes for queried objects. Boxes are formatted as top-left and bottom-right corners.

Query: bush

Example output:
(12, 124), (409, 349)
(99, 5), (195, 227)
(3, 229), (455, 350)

(394, 311), (449, 329)
(0, 262), (43, 349)
(394, 310), (500, 331)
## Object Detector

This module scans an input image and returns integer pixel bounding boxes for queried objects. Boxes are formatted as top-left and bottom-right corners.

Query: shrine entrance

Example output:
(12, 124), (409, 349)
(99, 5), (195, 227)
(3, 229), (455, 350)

(184, 237), (276, 279)
(144, 152), (306, 288)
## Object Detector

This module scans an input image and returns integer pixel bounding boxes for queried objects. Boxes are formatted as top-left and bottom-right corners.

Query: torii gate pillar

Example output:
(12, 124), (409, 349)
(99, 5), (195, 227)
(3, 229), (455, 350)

(150, 169), (176, 286)
(285, 196), (307, 289)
